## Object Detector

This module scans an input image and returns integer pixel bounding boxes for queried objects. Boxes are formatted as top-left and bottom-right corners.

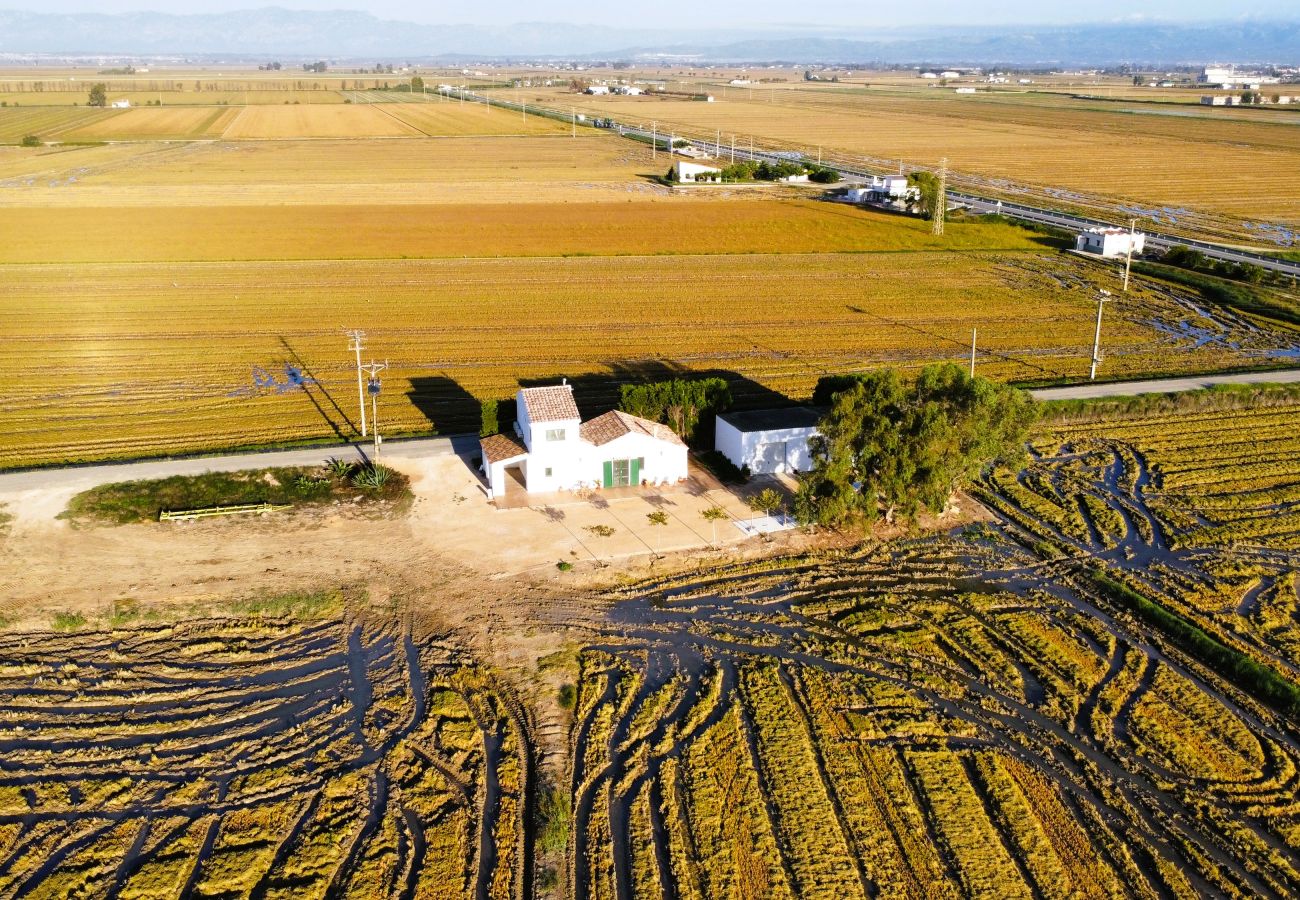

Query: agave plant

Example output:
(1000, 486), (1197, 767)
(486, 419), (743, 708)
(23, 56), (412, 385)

(352, 464), (394, 490)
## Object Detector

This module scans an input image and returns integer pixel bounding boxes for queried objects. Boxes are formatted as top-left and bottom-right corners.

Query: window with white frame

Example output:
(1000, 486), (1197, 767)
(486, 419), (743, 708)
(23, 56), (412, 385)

(545, 428), (566, 441)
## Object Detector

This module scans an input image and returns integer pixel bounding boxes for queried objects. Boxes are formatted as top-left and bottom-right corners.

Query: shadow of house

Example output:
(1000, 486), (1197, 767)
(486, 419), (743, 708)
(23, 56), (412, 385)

(406, 375), (483, 436)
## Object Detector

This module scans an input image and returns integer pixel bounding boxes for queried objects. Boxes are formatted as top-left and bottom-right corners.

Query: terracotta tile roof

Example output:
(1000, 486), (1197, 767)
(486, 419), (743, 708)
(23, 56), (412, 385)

(580, 410), (686, 448)
(520, 384), (580, 423)
(480, 432), (528, 464)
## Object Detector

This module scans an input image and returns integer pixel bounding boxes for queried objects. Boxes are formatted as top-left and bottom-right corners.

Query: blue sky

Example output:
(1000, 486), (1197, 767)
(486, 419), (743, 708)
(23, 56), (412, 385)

(17, 1), (1299, 27)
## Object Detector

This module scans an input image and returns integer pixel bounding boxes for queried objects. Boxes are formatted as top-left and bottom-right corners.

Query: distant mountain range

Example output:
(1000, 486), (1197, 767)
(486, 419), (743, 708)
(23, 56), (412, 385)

(0, 8), (1296, 65)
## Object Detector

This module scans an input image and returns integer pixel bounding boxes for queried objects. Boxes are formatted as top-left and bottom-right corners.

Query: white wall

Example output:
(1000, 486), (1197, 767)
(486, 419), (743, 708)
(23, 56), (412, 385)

(716, 418), (818, 475)
(590, 432), (688, 486)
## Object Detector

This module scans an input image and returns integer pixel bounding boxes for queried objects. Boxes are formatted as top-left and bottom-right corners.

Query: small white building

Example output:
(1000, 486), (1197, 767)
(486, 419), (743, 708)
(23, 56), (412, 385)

(612, 86), (644, 95)
(111, 99), (131, 108)
(920, 72), (939, 79)
(480, 383), (688, 500)
(954, 87), (977, 94)
(715, 408), (823, 475)
(1075, 227), (1146, 258)
(674, 160), (722, 183)
(940, 70), (962, 79)
(868, 174), (913, 203)
(584, 85), (610, 95)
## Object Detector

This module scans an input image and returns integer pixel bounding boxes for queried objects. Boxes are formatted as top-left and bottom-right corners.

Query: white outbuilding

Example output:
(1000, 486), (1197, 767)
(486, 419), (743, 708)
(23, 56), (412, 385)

(673, 160), (722, 183)
(1075, 227), (1146, 258)
(480, 383), (688, 501)
(715, 408), (823, 476)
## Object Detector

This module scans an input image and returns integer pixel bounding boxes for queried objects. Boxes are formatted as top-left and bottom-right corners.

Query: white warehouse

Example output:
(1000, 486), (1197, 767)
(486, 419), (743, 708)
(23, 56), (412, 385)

(479, 383), (688, 500)
(1075, 227), (1146, 258)
(715, 408), (823, 476)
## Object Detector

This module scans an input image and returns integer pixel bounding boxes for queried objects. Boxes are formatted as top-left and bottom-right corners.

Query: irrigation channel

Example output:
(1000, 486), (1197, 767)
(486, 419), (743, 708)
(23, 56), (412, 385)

(557, 438), (1300, 899)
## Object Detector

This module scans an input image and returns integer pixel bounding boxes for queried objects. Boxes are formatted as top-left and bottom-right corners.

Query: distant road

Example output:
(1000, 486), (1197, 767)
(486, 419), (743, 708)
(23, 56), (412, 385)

(0, 434), (479, 495)
(1029, 368), (1300, 401)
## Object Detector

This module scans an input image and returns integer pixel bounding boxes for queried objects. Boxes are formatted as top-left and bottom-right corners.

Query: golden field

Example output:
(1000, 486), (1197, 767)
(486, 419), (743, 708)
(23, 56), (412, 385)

(0, 247), (1285, 468)
(543, 84), (1300, 233)
(0, 200), (1052, 263)
(0, 134), (655, 206)
(57, 105), (242, 141)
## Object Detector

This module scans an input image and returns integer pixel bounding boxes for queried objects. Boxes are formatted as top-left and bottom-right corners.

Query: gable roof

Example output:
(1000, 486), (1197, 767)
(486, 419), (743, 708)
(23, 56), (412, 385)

(520, 384), (580, 423)
(480, 432), (528, 464)
(580, 410), (686, 448)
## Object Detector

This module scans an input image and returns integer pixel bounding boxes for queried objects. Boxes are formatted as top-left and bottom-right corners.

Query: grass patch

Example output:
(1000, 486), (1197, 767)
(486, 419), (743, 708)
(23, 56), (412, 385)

(61, 463), (410, 525)
(1042, 381), (1300, 424)
(51, 612), (87, 632)
(1132, 260), (1300, 328)
(230, 588), (345, 621)
(536, 780), (571, 855)
(1091, 570), (1300, 720)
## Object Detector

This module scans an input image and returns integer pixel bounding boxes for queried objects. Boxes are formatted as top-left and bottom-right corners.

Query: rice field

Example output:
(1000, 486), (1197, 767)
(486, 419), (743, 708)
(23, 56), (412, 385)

(0, 134), (655, 206)
(542, 85), (1300, 237)
(984, 387), (1300, 678)
(0, 100), (574, 144)
(0, 610), (530, 898)
(0, 200), (1052, 263)
(564, 531), (1300, 898)
(1, 248), (1292, 469)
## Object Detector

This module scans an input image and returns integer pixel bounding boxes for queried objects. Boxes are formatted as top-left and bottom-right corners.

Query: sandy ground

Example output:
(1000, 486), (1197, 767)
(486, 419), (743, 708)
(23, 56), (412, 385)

(0, 452), (825, 630)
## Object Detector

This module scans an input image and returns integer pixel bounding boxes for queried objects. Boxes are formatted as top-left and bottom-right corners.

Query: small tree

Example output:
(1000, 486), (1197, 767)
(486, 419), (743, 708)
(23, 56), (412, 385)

(646, 510), (669, 557)
(410, 75), (425, 93)
(700, 505), (729, 545)
(907, 170), (941, 219)
(19, 134), (41, 147)
(87, 83), (107, 107)
(748, 488), (783, 527)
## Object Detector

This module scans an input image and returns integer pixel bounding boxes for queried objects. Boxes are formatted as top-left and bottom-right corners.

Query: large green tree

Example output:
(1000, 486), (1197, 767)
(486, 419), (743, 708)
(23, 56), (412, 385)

(87, 83), (107, 107)
(619, 377), (731, 447)
(906, 170), (942, 219)
(795, 364), (1038, 527)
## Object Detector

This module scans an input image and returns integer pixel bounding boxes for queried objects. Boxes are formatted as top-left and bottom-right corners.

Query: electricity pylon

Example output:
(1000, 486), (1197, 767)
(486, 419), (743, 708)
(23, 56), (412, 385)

(932, 157), (947, 236)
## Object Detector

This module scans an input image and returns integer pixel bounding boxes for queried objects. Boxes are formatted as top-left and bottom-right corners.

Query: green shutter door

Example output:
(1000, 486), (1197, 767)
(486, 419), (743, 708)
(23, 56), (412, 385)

(603, 460), (614, 488)
(630, 458), (641, 485)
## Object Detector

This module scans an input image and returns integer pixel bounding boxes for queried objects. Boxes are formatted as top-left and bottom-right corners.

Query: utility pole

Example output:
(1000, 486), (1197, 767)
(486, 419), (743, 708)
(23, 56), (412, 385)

(1122, 217), (1137, 292)
(571, 107), (576, 138)
(932, 157), (947, 236)
(346, 330), (367, 437)
(360, 360), (388, 459)
(716, 128), (720, 157)
(652, 121), (657, 161)
(970, 327), (977, 378)
(730, 135), (735, 163)
(1090, 290), (1111, 381)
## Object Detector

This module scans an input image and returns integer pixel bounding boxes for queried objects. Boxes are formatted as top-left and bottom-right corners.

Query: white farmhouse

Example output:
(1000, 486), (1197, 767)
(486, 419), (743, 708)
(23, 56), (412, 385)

(673, 160), (722, 183)
(479, 383), (688, 500)
(715, 408), (822, 476)
(584, 85), (610, 95)
(1075, 227), (1146, 258)
(111, 99), (132, 108)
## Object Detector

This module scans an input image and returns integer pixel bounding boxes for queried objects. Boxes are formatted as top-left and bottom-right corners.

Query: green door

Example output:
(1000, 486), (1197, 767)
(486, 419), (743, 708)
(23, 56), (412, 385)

(602, 460), (614, 488)
(630, 457), (641, 485)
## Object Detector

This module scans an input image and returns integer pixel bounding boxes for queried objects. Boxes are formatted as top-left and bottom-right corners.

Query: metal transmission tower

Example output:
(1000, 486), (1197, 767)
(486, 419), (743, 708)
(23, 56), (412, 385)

(345, 330), (367, 437)
(932, 157), (947, 236)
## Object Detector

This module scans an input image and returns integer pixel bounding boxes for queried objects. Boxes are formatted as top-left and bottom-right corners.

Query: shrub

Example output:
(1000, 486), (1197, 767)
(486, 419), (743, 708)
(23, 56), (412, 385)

(19, 134), (41, 147)
(557, 683), (576, 708)
(351, 464), (395, 490)
(556, 560), (573, 572)
(619, 377), (731, 447)
(52, 612), (87, 632)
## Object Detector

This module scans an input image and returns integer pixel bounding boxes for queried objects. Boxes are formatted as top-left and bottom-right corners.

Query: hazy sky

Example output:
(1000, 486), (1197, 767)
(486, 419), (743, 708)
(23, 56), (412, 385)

(13, 1), (1299, 28)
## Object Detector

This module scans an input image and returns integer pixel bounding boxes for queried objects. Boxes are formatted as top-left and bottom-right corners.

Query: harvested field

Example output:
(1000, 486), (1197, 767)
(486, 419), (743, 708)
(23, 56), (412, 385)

(0, 609), (530, 898)
(0, 106), (115, 143)
(984, 387), (1300, 680)
(0, 200), (1052, 263)
(0, 135), (658, 206)
(56, 105), (242, 142)
(220, 104), (423, 139)
(383, 101), (570, 136)
(544, 86), (1300, 240)
(564, 531), (1300, 898)
(3, 250), (1293, 468)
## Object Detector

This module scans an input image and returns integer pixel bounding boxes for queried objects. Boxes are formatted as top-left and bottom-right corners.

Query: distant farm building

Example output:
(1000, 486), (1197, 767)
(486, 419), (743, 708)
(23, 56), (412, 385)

(111, 99), (131, 108)
(612, 86), (643, 95)
(715, 408), (822, 476)
(1075, 227), (1146, 258)
(584, 85), (610, 95)
(674, 160), (722, 183)
(954, 87), (977, 94)
(480, 383), (687, 500)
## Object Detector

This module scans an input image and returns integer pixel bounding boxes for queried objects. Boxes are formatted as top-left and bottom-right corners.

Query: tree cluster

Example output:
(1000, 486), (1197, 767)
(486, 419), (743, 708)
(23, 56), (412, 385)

(87, 83), (107, 107)
(619, 377), (732, 447)
(1162, 245), (1267, 284)
(906, 170), (942, 219)
(795, 364), (1038, 528)
(302, 61), (328, 73)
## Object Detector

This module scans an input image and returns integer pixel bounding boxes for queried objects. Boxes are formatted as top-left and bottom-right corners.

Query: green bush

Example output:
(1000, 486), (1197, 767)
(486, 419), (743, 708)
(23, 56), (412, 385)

(19, 134), (41, 147)
(1133, 260), (1299, 327)
(557, 683), (576, 708)
(52, 612), (87, 632)
(619, 377), (731, 447)
(556, 560), (573, 572)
